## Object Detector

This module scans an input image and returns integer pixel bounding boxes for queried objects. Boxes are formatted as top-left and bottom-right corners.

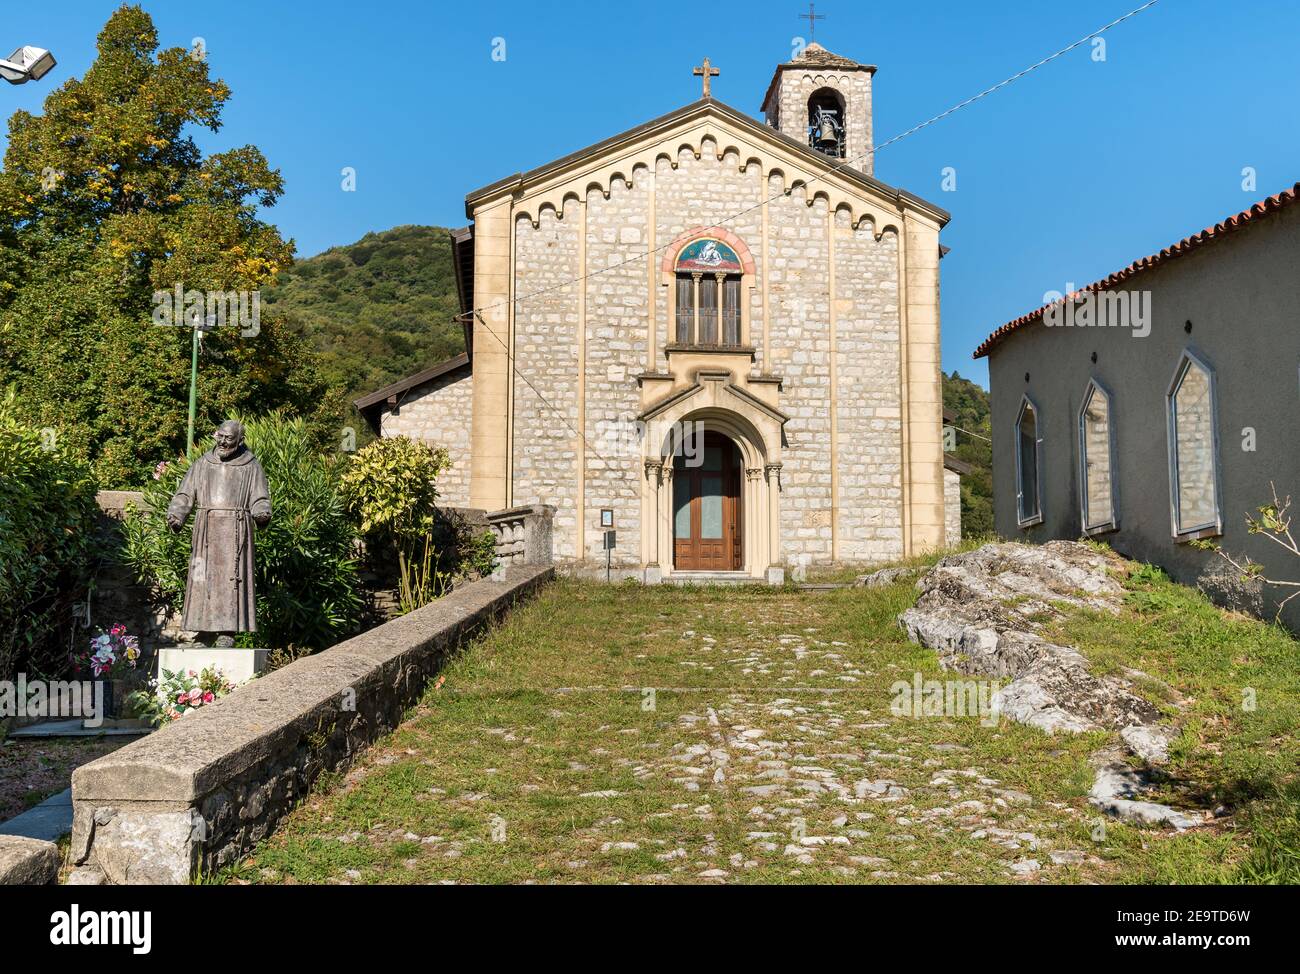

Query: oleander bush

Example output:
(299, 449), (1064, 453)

(0, 392), (99, 680)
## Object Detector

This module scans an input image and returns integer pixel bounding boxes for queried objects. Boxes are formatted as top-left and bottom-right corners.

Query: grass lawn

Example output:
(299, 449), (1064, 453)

(226, 561), (1300, 885)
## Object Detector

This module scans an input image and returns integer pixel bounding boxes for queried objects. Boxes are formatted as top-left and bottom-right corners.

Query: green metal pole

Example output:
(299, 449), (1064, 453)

(186, 325), (199, 455)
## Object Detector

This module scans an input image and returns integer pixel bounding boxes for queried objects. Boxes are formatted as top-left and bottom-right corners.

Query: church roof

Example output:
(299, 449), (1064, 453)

(792, 41), (875, 70)
(353, 352), (471, 433)
(760, 43), (877, 115)
(464, 96), (946, 226)
(974, 181), (1300, 359)
(944, 453), (973, 476)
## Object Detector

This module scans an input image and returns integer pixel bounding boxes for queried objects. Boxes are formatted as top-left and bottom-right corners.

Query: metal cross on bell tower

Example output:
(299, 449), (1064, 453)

(798, 2), (825, 42)
(693, 57), (719, 98)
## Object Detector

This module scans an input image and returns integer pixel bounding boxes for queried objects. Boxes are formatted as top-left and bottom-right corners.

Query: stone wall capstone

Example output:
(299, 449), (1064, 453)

(0, 836), (59, 885)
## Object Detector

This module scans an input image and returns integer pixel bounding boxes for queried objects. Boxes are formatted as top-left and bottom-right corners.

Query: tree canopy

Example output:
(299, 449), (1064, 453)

(264, 224), (465, 400)
(943, 371), (994, 537)
(0, 4), (330, 485)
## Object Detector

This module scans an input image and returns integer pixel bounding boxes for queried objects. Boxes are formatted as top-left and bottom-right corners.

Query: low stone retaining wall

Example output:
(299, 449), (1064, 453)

(68, 565), (552, 884)
(0, 836), (59, 885)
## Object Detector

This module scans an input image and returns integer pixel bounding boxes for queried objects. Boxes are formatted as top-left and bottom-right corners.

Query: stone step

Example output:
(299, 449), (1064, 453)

(0, 787), (73, 843)
(664, 572), (761, 586)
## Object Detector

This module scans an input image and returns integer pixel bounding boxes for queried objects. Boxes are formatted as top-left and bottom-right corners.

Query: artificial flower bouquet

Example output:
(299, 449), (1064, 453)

(80, 624), (141, 678)
(128, 666), (238, 727)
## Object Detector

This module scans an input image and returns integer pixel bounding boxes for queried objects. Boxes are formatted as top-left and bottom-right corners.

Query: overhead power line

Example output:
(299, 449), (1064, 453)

(405, 2), (1165, 460)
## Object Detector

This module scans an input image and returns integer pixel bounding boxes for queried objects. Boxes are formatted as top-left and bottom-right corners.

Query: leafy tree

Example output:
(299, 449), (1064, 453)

(264, 225), (465, 403)
(0, 5), (331, 486)
(943, 371), (994, 537)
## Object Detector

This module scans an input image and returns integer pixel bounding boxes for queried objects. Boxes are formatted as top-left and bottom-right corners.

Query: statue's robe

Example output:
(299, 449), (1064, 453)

(167, 447), (271, 633)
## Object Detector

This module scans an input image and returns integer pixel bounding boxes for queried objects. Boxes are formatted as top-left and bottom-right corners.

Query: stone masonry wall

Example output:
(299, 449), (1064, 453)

(768, 185), (833, 563)
(513, 208), (581, 560)
(774, 70), (873, 176)
(944, 468), (961, 547)
(583, 174), (649, 566)
(835, 210), (903, 562)
(510, 136), (904, 570)
(378, 369), (474, 508)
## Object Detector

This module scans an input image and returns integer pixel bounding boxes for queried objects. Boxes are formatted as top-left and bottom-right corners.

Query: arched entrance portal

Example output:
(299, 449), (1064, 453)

(672, 431), (742, 571)
(639, 383), (786, 582)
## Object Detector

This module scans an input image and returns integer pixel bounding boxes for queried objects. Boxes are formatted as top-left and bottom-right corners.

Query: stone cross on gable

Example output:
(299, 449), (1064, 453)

(693, 57), (719, 98)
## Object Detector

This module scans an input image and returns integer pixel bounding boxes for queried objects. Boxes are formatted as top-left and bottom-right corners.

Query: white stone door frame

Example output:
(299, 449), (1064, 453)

(638, 377), (785, 582)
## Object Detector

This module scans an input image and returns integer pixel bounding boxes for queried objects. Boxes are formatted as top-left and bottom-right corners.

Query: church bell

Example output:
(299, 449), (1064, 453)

(811, 108), (842, 155)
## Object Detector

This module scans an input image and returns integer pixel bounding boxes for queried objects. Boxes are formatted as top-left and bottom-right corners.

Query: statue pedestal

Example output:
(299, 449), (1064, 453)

(156, 646), (269, 685)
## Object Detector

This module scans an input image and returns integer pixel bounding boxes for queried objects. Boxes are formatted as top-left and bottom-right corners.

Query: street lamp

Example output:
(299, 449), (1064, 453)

(0, 46), (56, 85)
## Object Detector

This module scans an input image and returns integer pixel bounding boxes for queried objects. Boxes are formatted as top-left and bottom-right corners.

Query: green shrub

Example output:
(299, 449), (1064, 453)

(339, 436), (495, 611)
(339, 436), (449, 546)
(340, 436), (450, 611)
(122, 413), (362, 652)
(0, 392), (99, 680)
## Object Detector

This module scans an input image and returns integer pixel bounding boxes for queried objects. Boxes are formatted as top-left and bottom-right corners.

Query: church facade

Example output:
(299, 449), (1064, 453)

(358, 44), (953, 581)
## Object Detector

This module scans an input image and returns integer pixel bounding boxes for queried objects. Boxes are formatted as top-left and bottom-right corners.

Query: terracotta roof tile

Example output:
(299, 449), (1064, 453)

(974, 182), (1300, 359)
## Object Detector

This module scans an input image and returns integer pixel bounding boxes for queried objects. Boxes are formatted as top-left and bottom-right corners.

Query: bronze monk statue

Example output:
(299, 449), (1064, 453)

(166, 420), (272, 644)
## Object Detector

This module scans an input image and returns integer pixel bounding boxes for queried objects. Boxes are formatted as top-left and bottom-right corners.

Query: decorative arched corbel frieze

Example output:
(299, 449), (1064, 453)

(510, 131), (910, 236)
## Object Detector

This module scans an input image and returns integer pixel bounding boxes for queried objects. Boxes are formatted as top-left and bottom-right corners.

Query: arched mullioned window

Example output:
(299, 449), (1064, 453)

(1078, 379), (1118, 534)
(1015, 395), (1043, 527)
(1166, 349), (1222, 538)
(673, 238), (743, 347)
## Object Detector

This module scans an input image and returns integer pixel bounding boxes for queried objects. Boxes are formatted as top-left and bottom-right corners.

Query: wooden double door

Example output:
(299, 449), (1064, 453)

(672, 432), (742, 571)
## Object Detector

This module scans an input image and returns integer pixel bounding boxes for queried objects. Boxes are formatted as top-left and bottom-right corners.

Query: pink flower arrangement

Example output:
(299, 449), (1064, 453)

(129, 666), (237, 727)
(81, 625), (141, 679)
(153, 460), (171, 480)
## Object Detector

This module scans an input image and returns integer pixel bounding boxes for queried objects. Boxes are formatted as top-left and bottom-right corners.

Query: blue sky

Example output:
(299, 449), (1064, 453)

(3, 1), (1297, 386)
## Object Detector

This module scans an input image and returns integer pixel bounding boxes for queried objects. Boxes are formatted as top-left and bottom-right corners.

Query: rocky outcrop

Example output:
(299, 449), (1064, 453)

(899, 541), (1208, 830)
(899, 542), (1158, 734)
(1088, 747), (1206, 830)
(854, 566), (921, 589)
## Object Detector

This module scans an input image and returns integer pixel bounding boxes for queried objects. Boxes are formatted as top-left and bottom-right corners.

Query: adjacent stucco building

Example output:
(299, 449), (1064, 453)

(977, 183), (1300, 629)
(360, 44), (955, 581)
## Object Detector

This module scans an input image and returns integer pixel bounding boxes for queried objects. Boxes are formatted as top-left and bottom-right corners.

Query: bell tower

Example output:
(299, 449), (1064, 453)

(760, 42), (876, 175)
